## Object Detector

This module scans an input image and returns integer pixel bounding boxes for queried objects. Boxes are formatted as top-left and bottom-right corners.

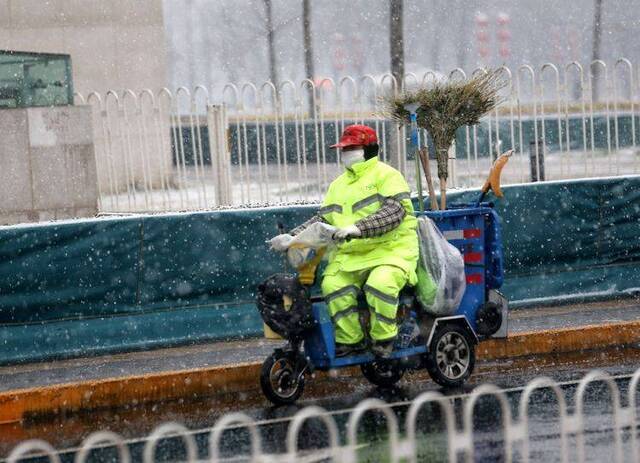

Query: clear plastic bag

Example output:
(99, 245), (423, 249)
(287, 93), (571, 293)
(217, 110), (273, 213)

(416, 216), (466, 315)
(286, 222), (336, 268)
(290, 222), (336, 249)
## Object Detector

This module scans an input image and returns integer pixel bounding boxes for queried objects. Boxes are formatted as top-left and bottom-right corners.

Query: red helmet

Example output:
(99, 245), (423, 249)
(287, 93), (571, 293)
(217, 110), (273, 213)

(330, 124), (378, 149)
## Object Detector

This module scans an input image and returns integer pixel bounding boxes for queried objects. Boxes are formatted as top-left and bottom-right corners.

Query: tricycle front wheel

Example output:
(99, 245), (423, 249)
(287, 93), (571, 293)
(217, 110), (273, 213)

(260, 351), (306, 405)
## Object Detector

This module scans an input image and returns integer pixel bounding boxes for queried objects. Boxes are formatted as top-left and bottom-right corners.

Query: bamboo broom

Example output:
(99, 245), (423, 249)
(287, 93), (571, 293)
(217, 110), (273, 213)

(382, 70), (505, 209)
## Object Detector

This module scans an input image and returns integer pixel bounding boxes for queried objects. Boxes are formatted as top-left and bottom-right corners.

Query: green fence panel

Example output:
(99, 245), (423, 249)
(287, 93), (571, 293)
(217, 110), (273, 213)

(598, 178), (640, 264)
(137, 207), (319, 310)
(495, 181), (602, 272)
(0, 208), (323, 363)
(0, 219), (142, 324)
(500, 262), (640, 305)
(452, 176), (640, 302)
(0, 304), (264, 363)
(1, 177), (639, 364)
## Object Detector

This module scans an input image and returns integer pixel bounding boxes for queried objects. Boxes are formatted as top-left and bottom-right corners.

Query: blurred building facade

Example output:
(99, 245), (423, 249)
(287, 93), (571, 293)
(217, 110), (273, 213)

(164, 0), (640, 93)
(0, 0), (168, 225)
(0, 0), (167, 96)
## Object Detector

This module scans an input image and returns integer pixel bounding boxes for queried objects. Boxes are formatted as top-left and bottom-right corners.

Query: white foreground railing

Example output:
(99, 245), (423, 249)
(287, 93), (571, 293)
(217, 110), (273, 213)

(76, 58), (640, 213)
(5, 367), (640, 462)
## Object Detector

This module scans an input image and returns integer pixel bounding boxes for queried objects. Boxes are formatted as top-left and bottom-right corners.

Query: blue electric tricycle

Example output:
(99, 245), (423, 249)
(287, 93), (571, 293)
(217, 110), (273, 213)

(258, 203), (508, 405)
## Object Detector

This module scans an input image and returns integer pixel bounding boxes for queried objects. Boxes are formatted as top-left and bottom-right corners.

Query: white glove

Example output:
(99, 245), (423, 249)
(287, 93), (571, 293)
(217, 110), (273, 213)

(268, 233), (294, 251)
(333, 225), (362, 241)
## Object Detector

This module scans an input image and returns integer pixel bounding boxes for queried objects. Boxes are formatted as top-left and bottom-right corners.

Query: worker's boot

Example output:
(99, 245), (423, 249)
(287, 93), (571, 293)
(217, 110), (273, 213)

(335, 340), (367, 358)
(371, 339), (395, 358)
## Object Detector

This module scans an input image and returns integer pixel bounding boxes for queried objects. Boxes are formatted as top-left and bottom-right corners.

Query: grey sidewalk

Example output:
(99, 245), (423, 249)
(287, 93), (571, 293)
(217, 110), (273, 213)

(1, 297), (639, 393)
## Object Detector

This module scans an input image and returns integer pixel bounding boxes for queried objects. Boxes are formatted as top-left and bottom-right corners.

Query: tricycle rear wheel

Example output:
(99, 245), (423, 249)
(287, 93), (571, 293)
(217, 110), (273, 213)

(425, 323), (475, 388)
(361, 359), (405, 388)
(260, 351), (305, 405)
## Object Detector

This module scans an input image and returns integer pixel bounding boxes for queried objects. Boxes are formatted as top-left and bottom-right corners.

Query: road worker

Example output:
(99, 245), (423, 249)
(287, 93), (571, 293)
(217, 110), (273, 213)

(270, 124), (419, 357)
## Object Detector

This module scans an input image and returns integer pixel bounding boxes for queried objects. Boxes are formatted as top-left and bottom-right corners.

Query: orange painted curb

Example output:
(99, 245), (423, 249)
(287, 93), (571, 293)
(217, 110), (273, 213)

(477, 319), (640, 359)
(0, 362), (260, 425)
(1, 320), (639, 424)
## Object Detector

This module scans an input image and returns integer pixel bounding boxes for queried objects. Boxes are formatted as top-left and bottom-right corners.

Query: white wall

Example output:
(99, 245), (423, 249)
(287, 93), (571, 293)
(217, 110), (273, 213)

(0, 0), (167, 96)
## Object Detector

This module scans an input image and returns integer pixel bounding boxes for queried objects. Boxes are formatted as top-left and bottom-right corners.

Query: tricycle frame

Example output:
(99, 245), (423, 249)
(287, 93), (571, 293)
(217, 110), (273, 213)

(260, 204), (507, 405)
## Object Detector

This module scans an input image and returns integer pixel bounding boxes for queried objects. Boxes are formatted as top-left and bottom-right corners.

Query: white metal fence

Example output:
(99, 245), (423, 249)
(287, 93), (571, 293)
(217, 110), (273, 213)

(5, 367), (640, 462)
(75, 58), (640, 213)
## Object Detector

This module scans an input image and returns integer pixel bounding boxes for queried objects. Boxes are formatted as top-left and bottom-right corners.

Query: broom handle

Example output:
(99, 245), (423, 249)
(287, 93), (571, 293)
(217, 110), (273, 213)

(409, 113), (425, 213)
(440, 179), (447, 210)
(418, 147), (439, 210)
(436, 148), (448, 210)
(414, 149), (424, 213)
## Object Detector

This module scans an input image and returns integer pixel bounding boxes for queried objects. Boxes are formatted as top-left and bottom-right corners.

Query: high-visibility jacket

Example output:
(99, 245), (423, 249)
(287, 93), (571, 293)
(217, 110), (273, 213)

(320, 156), (419, 282)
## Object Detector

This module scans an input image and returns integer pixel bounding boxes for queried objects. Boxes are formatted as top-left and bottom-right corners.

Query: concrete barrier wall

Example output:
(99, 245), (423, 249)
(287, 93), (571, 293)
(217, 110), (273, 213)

(0, 106), (98, 225)
(1, 176), (639, 364)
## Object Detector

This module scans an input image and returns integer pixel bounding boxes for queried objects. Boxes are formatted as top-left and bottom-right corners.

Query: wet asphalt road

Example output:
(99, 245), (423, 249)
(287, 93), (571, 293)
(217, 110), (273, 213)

(3, 299), (640, 393)
(3, 345), (640, 462)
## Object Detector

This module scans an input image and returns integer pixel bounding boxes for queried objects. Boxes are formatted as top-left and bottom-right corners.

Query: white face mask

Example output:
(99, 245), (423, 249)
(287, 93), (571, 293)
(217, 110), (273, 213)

(341, 149), (365, 168)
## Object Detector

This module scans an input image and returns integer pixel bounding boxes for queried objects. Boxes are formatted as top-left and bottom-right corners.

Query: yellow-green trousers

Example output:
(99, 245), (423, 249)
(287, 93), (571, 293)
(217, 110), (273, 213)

(321, 265), (408, 344)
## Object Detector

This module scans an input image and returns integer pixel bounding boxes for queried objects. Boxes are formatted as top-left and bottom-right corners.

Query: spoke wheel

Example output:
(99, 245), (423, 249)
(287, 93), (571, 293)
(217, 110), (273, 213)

(425, 323), (475, 388)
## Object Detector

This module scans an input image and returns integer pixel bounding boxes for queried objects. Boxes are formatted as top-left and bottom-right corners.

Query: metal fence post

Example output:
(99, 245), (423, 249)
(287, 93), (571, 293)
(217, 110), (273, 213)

(79, 58), (640, 213)
(529, 138), (545, 182)
(208, 104), (232, 206)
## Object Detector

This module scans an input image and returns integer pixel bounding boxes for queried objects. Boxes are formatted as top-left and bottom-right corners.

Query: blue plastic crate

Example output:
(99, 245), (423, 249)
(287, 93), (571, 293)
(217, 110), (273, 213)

(421, 203), (504, 330)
